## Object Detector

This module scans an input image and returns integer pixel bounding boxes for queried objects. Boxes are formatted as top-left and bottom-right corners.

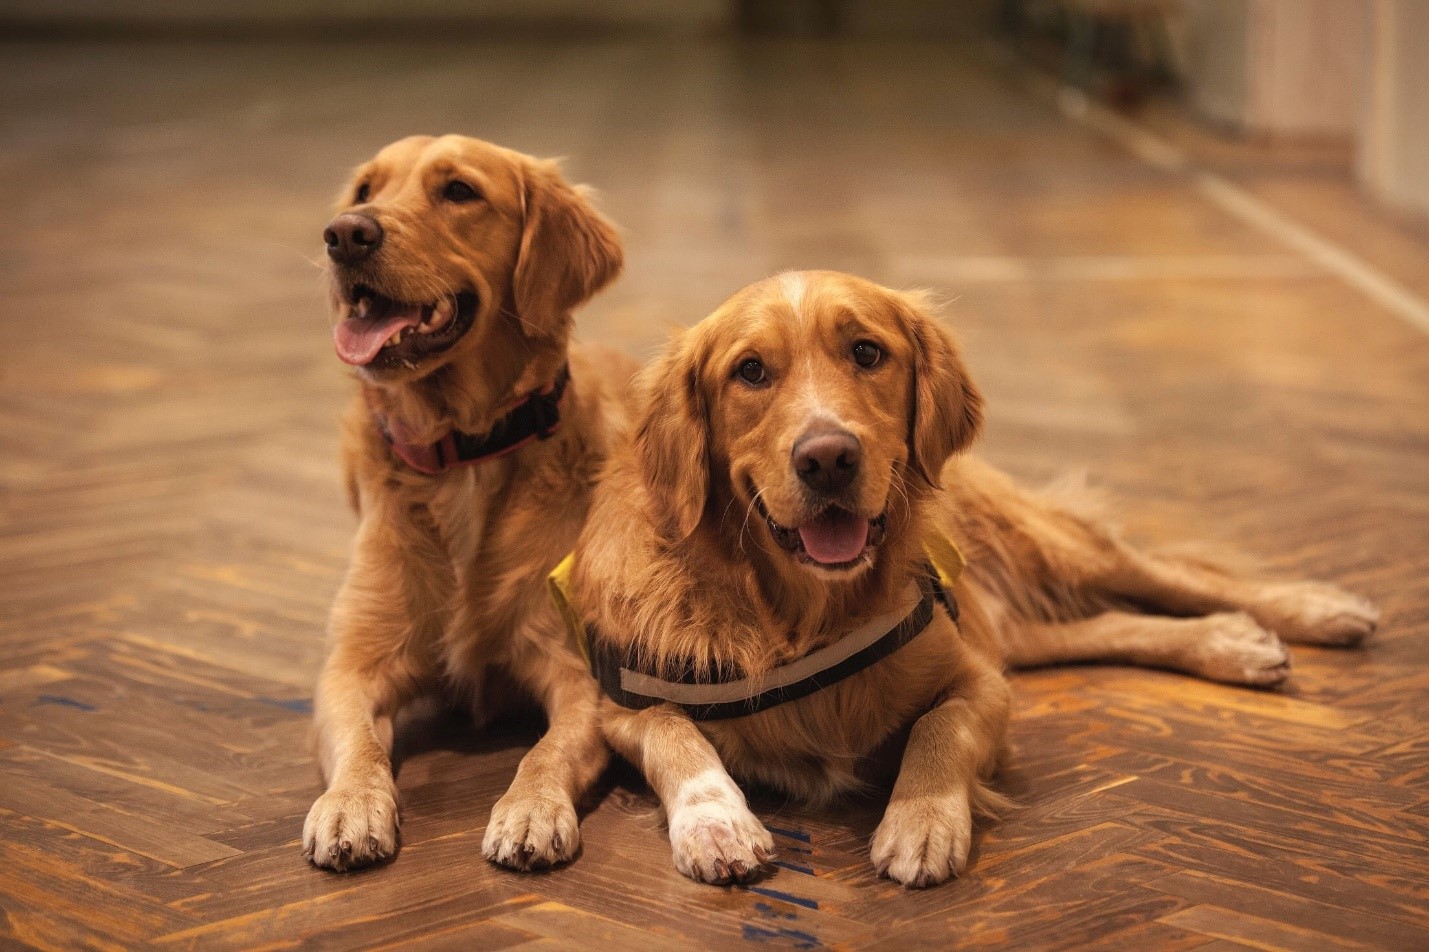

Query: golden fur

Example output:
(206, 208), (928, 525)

(304, 135), (631, 872)
(570, 270), (1379, 888)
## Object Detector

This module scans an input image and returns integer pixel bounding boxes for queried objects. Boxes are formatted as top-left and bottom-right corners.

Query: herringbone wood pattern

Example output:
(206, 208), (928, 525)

(1, 37), (1426, 951)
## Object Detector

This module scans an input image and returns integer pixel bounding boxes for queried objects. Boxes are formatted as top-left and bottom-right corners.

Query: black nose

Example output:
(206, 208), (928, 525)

(323, 212), (384, 265)
(793, 427), (862, 494)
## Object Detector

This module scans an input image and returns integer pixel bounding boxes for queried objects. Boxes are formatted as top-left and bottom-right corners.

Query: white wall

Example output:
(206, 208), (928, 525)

(1358, 0), (1429, 219)
(1182, 0), (1366, 138)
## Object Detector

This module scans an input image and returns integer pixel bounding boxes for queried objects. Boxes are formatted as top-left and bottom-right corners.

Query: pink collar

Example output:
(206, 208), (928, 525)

(371, 365), (570, 475)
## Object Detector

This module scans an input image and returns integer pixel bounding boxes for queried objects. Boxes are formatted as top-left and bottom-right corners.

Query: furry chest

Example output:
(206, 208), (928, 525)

(697, 632), (958, 800)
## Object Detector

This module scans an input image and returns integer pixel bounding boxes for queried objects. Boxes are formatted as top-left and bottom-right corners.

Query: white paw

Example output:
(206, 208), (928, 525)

(303, 783), (399, 871)
(1254, 583), (1379, 646)
(482, 790), (580, 871)
(871, 791), (972, 888)
(1187, 612), (1291, 686)
(669, 798), (774, 885)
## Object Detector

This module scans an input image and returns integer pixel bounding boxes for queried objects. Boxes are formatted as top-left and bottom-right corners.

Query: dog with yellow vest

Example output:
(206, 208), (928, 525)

(555, 270), (1377, 888)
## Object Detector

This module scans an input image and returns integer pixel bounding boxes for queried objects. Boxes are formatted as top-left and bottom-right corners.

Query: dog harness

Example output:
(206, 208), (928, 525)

(547, 532), (966, 722)
(373, 365), (570, 475)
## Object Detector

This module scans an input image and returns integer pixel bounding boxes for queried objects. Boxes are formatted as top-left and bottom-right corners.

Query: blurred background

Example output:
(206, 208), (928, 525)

(3, 0), (1425, 526)
(1, 3), (1427, 949)
(5, 1), (1428, 206)
(4, 1), (1427, 207)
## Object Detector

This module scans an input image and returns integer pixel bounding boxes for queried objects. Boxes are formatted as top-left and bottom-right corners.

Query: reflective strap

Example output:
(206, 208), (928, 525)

(616, 581), (922, 706)
(547, 530), (969, 720)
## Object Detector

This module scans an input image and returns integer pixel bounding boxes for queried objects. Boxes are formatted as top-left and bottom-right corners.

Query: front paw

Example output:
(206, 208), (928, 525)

(303, 783), (399, 871)
(1254, 582), (1380, 646)
(482, 790), (579, 871)
(669, 800), (774, 885)
(871, 792), (972, 888)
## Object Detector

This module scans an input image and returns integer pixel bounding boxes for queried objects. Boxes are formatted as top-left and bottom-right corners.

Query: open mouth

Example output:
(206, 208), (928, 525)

(333, 286), (478, 370)
(753, 492), (888, 570)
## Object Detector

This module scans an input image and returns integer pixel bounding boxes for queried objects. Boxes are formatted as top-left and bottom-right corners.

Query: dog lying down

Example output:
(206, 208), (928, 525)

(561, 270), (1378, 888)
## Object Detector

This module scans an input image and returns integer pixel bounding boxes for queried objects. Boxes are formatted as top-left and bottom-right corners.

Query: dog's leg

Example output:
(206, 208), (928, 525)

(604, 704), (774, 885)
(482, 641), (608, 870)
(1093, 547), (1380, 647)
(304, 650), (407, 871)
(304, 513), (437, 872)
(957, 466), (1378, 646)
(1004, 610), (1291, 686)
(871, 650), (1010, 888)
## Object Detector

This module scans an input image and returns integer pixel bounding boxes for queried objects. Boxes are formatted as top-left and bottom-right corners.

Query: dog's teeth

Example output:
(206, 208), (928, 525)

(423, 299), (453, 332)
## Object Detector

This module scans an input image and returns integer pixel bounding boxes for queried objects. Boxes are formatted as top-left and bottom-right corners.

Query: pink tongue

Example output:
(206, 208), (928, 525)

(797, 509), (870, 564)
(333, 304), (424, 366)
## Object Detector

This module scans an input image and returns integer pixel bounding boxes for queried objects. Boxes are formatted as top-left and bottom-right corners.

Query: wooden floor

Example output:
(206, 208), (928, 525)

(1, 36), (1427, 951)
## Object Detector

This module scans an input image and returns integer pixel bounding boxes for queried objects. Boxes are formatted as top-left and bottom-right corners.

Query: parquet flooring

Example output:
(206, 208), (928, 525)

(1, 36), (1426, 951)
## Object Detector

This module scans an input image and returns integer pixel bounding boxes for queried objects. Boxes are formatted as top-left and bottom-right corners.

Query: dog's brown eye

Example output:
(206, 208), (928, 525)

(853, 341), (882, 368)
(442, 180), (481, 203)
(737, 358), (767, 386)
(353, 182), (370, 204)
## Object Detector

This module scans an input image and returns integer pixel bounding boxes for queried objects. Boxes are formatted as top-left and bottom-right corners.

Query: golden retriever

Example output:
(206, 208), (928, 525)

(568, 270), (1378, 888)
(303, 135), (630, 872)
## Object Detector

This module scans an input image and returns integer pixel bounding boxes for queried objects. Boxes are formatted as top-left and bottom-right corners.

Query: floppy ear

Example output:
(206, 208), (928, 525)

(634, 332), (710, 541)
(899, 292), (984, 487)
(513, 160), (624, 337)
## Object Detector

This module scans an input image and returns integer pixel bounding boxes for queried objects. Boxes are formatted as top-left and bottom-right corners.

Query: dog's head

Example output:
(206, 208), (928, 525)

(637, 271), (982, 581)
(325, 135), (622, 386)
